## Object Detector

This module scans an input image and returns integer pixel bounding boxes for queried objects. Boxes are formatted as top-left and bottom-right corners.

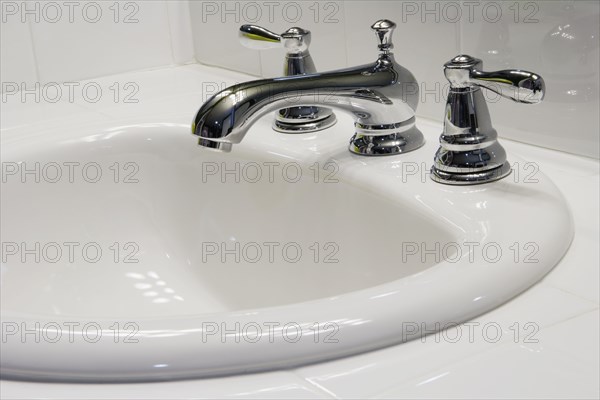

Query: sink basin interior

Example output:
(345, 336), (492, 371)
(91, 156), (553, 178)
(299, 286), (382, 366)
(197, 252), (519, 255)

(1, 125), (457, 319)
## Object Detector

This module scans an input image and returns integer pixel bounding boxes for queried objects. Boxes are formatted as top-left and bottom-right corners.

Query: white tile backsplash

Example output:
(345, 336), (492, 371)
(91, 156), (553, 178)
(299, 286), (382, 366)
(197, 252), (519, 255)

(167, 1), (196, 65)
(1, 0), (194, 89)
(188, 0), (261, 76)
(29, 1), (173, 83)
(460, 0), (600, 158)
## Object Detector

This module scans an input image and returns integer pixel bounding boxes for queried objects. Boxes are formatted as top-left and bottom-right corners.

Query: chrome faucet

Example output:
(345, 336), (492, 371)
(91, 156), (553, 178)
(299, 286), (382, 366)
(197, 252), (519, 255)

(239, 24), (337, 133)
(192, 19), (425, 156)
(431, 55), (545, 185)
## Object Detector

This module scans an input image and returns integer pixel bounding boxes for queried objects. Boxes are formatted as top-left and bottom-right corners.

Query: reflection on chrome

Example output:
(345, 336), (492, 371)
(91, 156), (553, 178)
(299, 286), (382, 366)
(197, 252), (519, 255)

(431, 55), (546, 185)
(239, 24), (338, 133)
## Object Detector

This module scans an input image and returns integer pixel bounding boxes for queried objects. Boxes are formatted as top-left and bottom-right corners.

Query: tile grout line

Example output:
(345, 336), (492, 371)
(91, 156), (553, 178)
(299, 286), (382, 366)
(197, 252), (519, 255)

(290, 370), (342, 399)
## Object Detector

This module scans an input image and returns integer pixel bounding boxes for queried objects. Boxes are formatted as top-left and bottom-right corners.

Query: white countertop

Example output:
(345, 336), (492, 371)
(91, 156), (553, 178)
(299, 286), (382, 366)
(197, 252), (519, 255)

(1, 64), (598, 399)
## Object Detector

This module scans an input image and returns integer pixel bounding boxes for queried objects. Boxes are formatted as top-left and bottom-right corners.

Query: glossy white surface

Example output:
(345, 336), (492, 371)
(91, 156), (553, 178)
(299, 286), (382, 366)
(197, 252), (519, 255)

(2, 127), (453, 317)
(1, 65), (597, 398)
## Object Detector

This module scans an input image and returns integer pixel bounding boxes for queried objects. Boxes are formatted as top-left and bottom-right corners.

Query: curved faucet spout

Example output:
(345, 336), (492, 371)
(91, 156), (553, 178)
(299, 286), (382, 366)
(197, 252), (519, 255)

(192, 19), (425, 156)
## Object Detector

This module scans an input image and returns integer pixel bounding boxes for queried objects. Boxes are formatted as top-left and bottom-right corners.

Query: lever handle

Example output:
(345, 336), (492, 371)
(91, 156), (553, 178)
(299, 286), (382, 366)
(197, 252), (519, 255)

(239, 25), (311, 54)
(444, 55), (545, 104)
(239, 25), (281, 50)
(371, 19), (396, 53)
(237, 24), (333, 131)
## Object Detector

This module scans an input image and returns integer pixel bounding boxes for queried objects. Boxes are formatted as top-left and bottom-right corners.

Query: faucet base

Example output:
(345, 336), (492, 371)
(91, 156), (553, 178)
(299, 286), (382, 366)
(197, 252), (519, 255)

(273, 107), (337, 134)
(349, 122), (424, 156)
(430, 161), (511, 185)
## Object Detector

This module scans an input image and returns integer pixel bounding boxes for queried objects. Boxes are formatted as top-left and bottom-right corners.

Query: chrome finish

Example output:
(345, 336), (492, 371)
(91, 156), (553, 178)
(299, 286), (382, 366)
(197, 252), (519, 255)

(197, 138), (233, 153)
(442, 55), (545, 103)
(372, 19), (395, 53)
(193, 19), (424, 156)
(431, 55), (545, 185)
(239, 24), (337, 134)
(349, 117), (424, 155)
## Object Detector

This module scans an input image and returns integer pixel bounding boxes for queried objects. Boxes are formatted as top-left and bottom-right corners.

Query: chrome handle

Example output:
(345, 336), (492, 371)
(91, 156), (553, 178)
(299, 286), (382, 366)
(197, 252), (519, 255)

(444, 55), (545, 104)
(431, 54), (546, 185)
(239, 25), (311, 54)
(470, 69), (545, 104)
(371, 19), (396, 53)
(237, 24), (335, 133)
(239, 25), (281, 50)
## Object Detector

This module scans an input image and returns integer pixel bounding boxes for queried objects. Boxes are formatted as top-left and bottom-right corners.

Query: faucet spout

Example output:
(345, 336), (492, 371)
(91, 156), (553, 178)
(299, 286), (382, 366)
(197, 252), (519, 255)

(192, 19), (425, 155)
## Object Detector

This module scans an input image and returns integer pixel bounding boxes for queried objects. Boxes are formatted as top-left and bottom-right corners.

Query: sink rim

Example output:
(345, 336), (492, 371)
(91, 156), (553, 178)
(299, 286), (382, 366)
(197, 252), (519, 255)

(0, 117), (574, 382)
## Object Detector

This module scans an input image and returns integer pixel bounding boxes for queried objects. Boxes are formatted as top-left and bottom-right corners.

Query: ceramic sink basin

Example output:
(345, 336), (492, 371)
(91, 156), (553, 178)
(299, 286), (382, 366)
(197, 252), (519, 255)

(0, 113), (573, 382)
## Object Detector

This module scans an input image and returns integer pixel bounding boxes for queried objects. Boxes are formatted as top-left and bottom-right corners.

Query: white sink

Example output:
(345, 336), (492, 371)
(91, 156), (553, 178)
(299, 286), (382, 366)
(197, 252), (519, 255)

(0, 113), (573, 382)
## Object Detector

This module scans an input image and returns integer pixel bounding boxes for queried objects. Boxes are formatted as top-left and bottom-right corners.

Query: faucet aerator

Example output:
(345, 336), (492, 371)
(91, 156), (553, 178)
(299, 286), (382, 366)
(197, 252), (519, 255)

(197, 138), (233, 153)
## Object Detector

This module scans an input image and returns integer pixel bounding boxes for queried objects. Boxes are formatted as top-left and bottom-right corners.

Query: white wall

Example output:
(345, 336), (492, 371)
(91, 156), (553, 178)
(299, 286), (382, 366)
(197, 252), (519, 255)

(189, 0), (599, 159)
(1, 0), (194, 87)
